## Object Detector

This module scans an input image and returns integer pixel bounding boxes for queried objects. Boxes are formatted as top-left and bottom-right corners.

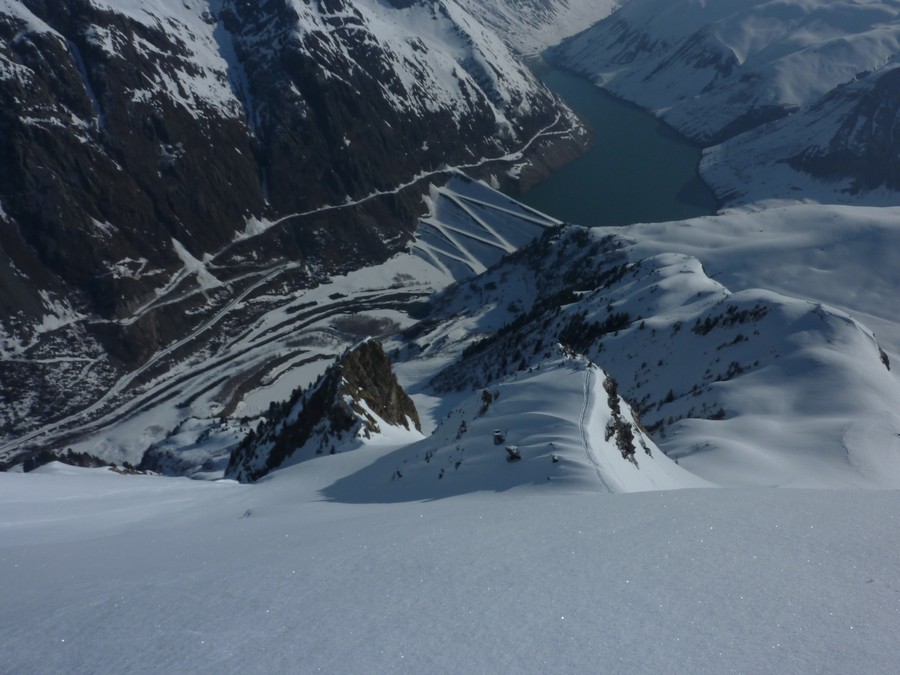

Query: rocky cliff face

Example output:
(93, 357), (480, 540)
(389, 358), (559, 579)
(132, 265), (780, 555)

(0, 0), (580, 447)
(225, 339), (419, 482)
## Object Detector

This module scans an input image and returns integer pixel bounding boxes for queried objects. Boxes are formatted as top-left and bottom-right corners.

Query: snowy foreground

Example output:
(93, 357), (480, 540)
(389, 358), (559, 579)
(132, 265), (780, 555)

(2, 461), (898, 674)
(3, 180), (900, 672)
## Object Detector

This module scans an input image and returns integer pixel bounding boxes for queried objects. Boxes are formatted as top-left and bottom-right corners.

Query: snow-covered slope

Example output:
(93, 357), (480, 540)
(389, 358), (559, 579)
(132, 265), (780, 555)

(396, 222), (900, 488)
(458, 0), (619, 54)
(624, 204), (900, 356)
(615, 204), (900, 484)
(3, 459), (898, 673)
(327, 348), (708, 501)
(552, 0), (900, 204)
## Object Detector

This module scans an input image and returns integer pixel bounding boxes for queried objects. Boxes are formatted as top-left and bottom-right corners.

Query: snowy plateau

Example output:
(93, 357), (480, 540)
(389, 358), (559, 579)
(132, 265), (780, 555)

(2, 1), (900, 674)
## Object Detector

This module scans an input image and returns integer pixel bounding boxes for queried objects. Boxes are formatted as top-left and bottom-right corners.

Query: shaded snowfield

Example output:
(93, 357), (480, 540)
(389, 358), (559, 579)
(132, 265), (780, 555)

(2, 462), (898, 674)
(623, 204), (900, 355)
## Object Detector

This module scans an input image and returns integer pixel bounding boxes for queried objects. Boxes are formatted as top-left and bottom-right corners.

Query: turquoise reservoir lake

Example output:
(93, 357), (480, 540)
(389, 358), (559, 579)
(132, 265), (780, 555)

(518, 65), (718, 227)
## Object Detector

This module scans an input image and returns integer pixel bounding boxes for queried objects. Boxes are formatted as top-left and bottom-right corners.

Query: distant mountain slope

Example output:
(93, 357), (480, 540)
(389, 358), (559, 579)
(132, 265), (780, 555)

(552, 0), (900, 204)
(0, 0), (586, 450)
(0, 0), (571, 323)
(702, 63), (900, 203)
(458, 0), (619, 54)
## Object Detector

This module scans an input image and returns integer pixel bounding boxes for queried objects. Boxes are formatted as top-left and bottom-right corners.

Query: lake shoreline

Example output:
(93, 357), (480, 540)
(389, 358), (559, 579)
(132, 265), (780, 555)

(517, 54), (721, 227)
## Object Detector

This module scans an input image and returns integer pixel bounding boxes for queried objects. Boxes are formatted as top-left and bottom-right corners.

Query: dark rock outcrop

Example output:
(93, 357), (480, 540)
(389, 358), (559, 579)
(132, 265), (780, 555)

(225, 340), (419, 482)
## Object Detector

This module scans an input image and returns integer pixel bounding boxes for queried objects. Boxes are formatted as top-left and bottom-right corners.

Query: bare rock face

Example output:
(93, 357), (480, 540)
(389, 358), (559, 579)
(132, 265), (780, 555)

(225, 340), (420, 482)
(0, 1), (261, 317)
(340, 340), (422, 436)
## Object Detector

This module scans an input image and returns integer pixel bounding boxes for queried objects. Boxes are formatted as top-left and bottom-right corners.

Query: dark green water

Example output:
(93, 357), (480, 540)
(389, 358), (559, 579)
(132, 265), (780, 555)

(518, 66), (718, 227)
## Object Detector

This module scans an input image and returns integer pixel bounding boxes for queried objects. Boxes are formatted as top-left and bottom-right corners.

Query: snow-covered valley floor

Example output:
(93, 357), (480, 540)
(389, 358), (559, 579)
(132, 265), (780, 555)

(2, 461), (898, 674)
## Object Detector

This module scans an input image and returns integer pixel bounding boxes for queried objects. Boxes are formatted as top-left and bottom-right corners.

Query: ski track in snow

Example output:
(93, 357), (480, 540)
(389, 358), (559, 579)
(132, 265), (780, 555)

(578, 367), (612, 492)
(579, 365), (611, 492)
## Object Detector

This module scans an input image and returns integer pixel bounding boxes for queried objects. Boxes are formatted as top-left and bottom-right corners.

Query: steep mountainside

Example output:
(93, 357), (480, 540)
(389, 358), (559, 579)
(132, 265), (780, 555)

(552, 0), (900, 204)
(703, 62), (900, 203)
(0, 174), (558, 473)
(0, 0), (584, 447)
